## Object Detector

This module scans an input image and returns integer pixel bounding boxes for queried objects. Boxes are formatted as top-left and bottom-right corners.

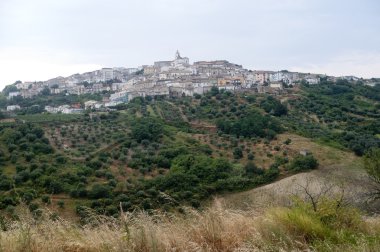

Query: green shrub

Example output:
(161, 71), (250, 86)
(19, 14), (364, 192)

(245, 162), (264, 176)
(89, 184), (112, 199)
(28, 203), (39, 212)
(260, 96), (288, 116)
(130, 117), (163, 143)
(287, 155), (318, 172)
(284, 138), (292, 145)
(247, 152), (255, 160)
(233, 147), (243, 159)
(264, 197), (365, 248)
(41, 195), (51, 205)
(57, 200), (65, 208)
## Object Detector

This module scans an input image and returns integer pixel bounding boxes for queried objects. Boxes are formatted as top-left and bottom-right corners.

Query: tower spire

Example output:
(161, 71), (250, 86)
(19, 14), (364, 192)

(175, 50), (181, 59)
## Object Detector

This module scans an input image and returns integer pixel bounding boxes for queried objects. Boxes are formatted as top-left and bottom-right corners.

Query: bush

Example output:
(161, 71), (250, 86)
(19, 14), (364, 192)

(284, 138), (292, 145)
(233, 147), (243, 159)
(130, 117), (163, 143)
(46, 180), (64, 194)
(57, 200), (65, 208)
(89, 160), (103, 170)
(287, 155), (318, 172)
(55, 155), (66, 164)
(41, 195), (51, 205)
(29, 203), (39, 212)
(0, 177), (12, 190)
(89, 184), (112, 199)
(25, 152), (34, 162)
(260, 96), (288, 116)
(265, 197), (364, 247)
(245, 162), (264, 176)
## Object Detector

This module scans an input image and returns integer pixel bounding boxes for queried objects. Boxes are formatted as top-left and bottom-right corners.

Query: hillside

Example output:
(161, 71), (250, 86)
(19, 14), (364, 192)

(0, 81), (379, 221)
(220, 133), (372, 211)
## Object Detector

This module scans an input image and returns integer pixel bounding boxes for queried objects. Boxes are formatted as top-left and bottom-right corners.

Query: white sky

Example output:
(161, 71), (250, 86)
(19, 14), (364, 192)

(0, 0), (379, 88)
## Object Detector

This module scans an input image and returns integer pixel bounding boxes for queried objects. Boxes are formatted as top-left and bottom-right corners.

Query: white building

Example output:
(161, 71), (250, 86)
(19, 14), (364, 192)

(159, 69), (194, 80)
(16, 82), (33, 90)
(45, 104), (83, 114)
(45, 106), (60, 113)
(340, 76), (360, 82)
(143, 65), (156, 75)
(101, 68), (114, 82)
(110, 91), (129, 103)
(105, 101), (123, 107)
(126, 68), (139, 74)
(270, 71), (299, 84)
(270, 82), (283, 89)
(304, 75), (320, 85)
(254, 71), (274, 84)
(8, 91), (21, 99)
(62, 107), (84, 114)
(7, 105), (21, 111)
(84, 100), (103, 110)
(245, 72), (256, 83)
(154, 61), (172, 72)
(157, 51), (194, 79)
(171, 50), (190, 69)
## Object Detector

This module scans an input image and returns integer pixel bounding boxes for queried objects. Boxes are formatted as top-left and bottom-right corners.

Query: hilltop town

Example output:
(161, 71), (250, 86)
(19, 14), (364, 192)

(2, 51), (374, 113)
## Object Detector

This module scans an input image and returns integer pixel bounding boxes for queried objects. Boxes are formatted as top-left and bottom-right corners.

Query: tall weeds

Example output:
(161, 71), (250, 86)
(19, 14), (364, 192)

(0, 198), (379, 252)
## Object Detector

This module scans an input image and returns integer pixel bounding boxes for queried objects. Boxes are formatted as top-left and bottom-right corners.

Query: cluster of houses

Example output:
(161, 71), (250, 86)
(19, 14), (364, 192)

(4, 51), (367, 113)
(93, 51), (327, 107)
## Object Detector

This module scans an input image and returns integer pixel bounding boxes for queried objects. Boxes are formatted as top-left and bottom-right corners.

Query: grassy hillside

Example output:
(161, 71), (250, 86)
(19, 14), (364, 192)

(0, 83), (379, 221)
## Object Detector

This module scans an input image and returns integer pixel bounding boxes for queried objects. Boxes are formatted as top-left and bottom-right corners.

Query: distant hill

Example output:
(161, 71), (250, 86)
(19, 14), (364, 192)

(0, 81), (379, 220)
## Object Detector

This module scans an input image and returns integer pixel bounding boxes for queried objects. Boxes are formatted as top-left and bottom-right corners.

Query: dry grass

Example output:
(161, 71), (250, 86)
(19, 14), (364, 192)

(1, 198), (380, 252)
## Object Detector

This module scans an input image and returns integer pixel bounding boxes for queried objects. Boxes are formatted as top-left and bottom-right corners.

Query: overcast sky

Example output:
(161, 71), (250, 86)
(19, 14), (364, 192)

(0, 0), (379, 88)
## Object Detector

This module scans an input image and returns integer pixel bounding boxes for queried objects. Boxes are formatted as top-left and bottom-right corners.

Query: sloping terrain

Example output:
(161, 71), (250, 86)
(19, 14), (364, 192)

(0, 82), (379, 221)
(220, 133), (374, 211)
